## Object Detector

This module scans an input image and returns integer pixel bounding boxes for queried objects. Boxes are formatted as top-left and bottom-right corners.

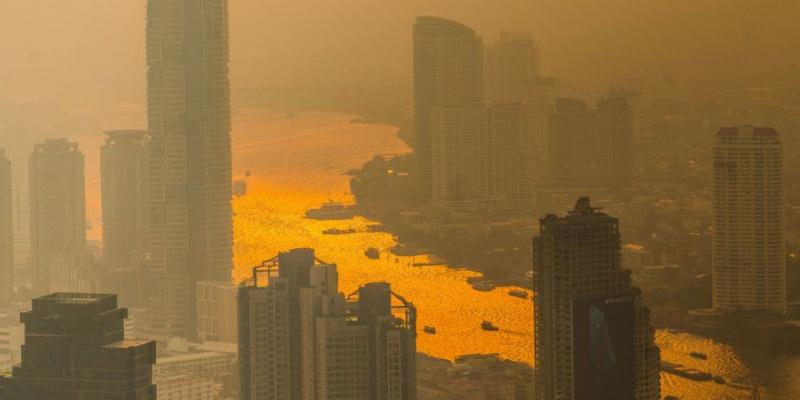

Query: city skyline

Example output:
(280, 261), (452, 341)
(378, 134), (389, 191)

(1, 3), (799, 400)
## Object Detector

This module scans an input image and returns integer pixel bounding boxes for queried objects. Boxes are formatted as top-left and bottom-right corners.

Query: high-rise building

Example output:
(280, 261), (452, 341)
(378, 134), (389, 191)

(413, 16), (484, 201)
(238, 248), (417, 400)
(712, 126), (785, 314)
(146, 0), (233, 338)
(197, 280), (238, 343)
(430, 104), (535, 212)
(595, 96), (634, 190)
(0, 150), (12, 304)
(484, 31), (540, 104)
(534, 197), (660, 400)
(100, 130), (148, 307)
(28, 138), (86, 295)
(0, 293), (156, 399)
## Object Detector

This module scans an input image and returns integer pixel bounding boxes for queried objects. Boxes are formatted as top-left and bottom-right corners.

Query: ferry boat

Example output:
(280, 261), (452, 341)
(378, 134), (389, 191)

(481, 321), (499, 331)
(364, 247), (380, 260)
(689, 351), (708, 360)
(508, 289), (528, 299)
(423, 326), (437, 334)
(472, 282), (496, 292)
(322, 227), (357, 235)
(233, 180), (247, 197)
(305, 201), (355, 220)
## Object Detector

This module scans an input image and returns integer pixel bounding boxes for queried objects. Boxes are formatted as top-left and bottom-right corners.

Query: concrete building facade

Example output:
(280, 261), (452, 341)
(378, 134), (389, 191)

(238, 248), (417, 400)
(534, 198), (660, 400)
(145, 0), (233, 339)
(0, 150), (11, 304)
(712, 126), (785, 314)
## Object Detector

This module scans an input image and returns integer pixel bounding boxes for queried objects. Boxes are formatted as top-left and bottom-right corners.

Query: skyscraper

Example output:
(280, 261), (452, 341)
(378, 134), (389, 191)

(0, 150), (12, 304)
(146, 0), (233, 338)
(413, 16), (484, 201)
(0, 293), (156, 399)
(595, 96), (634, 190)
(484, 31), (540, 104)
(238, 248), (417, 400)
(712, 126), (785, 314)
(100, 130), (148, 306)
(28, 138), (86, 295)
(534, 197), (660, 400)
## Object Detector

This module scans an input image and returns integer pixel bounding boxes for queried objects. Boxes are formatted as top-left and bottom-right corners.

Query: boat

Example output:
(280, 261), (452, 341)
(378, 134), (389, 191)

(481, 321), (499, 331)
(664, 396), (680, 400)
(508, 289), (528, 299)
(660, 361), (712, 381)
(305, 201), (355, 220)
(233, 180), (247, 197)
(423, 326), (436, 334)
(713, 375), (726, 384)
(364, 247), (380, 260)
(472, 281), (495, 292)
(689, 351), (708, 360)
(322, 227), (356, 235)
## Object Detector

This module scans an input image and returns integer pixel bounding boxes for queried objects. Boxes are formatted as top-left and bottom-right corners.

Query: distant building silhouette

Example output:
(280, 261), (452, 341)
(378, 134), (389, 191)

(100, 130), (148, 307)
(0, 293), (156, 399)
(712, 126), (785, 314)
(145, 0), (233, 339)
(596, 96), (635, 190)
(238, 248), (417, 400)
(413, 16), (484, 201)
(484, 31), (540, 104)
(534, 197), (660, 400)
(0, 150), (11, 304)
(28, 139), (88, 295)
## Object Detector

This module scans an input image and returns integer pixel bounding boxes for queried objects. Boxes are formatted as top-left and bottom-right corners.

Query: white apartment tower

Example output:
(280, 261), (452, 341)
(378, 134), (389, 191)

(413, 16), (484, 201)
(483, 31), (540, 104)
(712, 126), (785, 314)
(145, 0), (233, 338)
(534, 198), (660, 400)
(238, 248), (417, 400)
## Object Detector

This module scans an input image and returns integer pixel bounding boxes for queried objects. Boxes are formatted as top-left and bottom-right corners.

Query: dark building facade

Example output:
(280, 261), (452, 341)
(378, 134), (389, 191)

(0, 293), (156, 399)
(533, 198), (660, 400)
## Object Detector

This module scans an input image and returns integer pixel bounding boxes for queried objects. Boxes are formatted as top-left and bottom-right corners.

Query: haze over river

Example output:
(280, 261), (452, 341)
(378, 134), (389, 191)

(77, 110), (798, 399)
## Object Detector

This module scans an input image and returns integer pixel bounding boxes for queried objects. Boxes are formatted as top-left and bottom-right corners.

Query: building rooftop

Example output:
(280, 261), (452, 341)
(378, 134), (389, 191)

(102, 339), (153, 349)
(37, 292), (115, 305)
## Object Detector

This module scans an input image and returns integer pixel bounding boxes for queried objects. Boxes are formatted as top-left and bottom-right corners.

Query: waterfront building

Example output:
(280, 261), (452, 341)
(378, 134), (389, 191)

(28, 138), (86, 295)
(0, 293), (156, 399)
(238, 248), (417, 400)
(431, 103), (536, 212)
(484, 31), (540, 104)
(595, 96), (635, 190)
(547, 98), (597, 188)
(622, 243), (652, 272)
(534, 197), (660, 400)
(413, 16), (484, 201)
(145, 0), (233, 339)
(101, 130), (148, 307)
(712, 126), (785, 314)
(197, 280), (238, 343)
(0, 150), (11, 304)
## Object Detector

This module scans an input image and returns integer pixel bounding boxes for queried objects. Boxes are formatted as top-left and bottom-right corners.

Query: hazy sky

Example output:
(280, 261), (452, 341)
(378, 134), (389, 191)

(0, 0), (798, 143)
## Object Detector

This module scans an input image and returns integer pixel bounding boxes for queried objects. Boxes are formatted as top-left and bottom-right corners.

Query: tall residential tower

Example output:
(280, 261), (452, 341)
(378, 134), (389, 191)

(534, 198), (660, 400)
(28, 139), (86, 295)
(712, 126), (785, 314)
(238, 248), (417, 400)
(413, 16), (483, 201)
(145, 0), (233, 338)
(0, 150), (11, 304)
(100, 130), (149, 307)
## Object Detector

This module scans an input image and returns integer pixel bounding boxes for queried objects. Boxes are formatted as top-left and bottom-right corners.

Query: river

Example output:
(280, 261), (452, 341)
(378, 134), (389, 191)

(78, 109), (798, 399)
